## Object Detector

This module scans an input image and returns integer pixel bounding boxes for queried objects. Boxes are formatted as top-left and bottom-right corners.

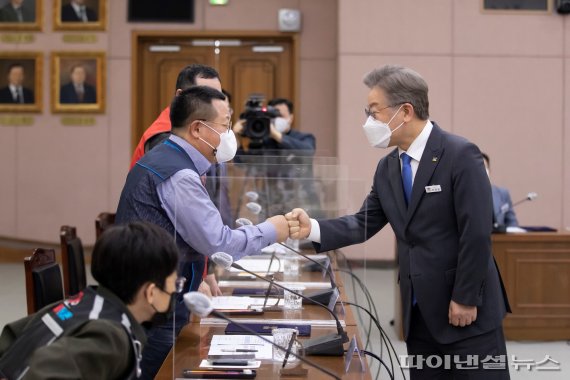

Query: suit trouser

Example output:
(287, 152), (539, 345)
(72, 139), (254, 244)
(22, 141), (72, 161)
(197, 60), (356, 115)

(406, 306), (510, 380)
(139, 259), (205, 380)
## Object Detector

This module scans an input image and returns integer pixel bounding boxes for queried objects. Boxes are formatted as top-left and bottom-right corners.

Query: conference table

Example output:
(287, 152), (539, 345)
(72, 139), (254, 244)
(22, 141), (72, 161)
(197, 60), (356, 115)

(156, 253), (373, 379)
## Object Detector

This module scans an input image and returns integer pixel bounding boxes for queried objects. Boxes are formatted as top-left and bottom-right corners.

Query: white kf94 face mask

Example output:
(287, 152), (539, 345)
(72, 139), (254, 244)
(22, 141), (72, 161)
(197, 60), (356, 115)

(199, 121), (238, 163)
(273, 117), (291, 133)
(362, 105), (404, 148)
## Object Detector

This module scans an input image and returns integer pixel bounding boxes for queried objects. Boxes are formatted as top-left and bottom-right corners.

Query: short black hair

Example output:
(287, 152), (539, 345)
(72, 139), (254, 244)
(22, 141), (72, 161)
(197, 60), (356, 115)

(170, 85), (226, 129)
(482, 152), (490, 167)
(7, 63), (24, 74)
(91, 222), (179, 304)
(222, 89), (232, 104)
(175, 64), (220, 91)
(268, 98), (294, 114)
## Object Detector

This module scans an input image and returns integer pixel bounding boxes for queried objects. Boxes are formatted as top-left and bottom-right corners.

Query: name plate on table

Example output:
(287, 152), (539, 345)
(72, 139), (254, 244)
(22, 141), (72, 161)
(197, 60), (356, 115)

(344, 335), (365, 373)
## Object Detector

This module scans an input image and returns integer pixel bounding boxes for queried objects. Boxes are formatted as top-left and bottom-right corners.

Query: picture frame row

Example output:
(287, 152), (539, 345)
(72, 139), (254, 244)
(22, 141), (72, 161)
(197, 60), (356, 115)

(0, 0), (106, 31)
(0, 51), (105, 113)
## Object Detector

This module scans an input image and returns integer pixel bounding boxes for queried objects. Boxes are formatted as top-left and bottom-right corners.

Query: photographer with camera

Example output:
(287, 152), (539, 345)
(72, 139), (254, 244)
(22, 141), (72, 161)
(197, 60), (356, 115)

(233, 96), (315, 155)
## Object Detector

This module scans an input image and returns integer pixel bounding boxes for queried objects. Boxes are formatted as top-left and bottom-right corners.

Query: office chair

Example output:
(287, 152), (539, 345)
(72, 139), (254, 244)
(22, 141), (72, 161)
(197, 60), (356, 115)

(60, 225), (87, 297)
(24, 248), (64, 314)
(95, 212), (115, 240)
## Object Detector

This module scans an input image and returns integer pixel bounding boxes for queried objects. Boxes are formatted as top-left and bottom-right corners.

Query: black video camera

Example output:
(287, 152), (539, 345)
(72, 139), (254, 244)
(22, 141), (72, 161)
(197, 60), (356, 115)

(239, 95), (280, 148)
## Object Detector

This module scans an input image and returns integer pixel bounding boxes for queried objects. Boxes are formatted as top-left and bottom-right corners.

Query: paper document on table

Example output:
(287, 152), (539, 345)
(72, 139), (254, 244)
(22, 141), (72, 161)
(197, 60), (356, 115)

(230, 258), (282, 273)
(209, 335), (273, 360)
(211, 296), (283, 310)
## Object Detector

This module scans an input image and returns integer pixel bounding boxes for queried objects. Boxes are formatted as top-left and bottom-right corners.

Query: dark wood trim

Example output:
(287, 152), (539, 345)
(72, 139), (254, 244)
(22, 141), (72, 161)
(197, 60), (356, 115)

(130, 29), (299, 154)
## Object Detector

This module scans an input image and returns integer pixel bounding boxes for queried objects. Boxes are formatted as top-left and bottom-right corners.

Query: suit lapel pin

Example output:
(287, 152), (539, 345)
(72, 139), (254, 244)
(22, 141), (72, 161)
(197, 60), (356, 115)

(432, 156), (438, 162)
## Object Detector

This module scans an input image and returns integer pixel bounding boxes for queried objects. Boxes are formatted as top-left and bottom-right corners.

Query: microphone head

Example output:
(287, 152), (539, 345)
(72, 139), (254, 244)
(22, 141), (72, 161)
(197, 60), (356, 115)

(246, 202), (262, 215)
(235, 217), (253, 227)
(211, 252), (233, 270)
(183, 292), (213, 318)
(245, 191), (259, 201)
(527, 192), (538, 201)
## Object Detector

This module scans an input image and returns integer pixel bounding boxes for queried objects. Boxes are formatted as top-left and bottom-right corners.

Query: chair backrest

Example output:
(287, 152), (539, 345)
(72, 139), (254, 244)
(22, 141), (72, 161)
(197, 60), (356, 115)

(60, 225), (87, 297)
(95, 212), (116, 240)
(24, 248), (64, 315)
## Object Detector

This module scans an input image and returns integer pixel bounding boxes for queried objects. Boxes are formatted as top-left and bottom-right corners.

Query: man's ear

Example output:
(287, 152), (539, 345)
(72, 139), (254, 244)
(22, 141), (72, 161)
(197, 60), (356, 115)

(144, 282), (157, 304)
(188, 120), (202, 139)
(175, 88), (183, 96)
(289, 114), (294, 125)
(402, 103), (414, 122)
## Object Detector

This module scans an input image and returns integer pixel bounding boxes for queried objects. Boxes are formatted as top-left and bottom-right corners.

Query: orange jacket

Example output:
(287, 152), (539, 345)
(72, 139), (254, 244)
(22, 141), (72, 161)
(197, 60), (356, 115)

(129, 107), (172, 170)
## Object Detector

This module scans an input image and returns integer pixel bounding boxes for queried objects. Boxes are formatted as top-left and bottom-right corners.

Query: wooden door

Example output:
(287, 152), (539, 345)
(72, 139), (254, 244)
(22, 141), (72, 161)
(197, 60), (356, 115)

(132, 32), (297, 151)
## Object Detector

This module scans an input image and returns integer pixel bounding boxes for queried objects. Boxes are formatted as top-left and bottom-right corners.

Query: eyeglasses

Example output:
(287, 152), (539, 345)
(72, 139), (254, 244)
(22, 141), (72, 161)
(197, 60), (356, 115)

(199, 119), (232, 132)
(158, 276), (187, 296)
(364, 104), (398, 119)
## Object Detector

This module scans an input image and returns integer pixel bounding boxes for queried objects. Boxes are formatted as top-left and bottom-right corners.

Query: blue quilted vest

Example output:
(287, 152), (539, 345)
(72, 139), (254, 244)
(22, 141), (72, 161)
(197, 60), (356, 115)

(116, 139), (203, 262)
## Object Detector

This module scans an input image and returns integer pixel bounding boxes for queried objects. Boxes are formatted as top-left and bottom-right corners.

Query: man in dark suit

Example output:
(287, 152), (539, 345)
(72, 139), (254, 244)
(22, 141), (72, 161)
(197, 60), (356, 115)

(0, 0), (34, 22)
(482, 153), (519, 227)
(287, 65), (511, 379)
(61, 0), (97, 22)
(59, 64), (96, 104)
(0, 63), (34, 104)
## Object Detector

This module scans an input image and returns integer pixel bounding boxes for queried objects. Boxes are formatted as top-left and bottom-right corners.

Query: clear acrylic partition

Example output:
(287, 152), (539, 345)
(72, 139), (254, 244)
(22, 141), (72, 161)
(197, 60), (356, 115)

(169, 153), (382, 378)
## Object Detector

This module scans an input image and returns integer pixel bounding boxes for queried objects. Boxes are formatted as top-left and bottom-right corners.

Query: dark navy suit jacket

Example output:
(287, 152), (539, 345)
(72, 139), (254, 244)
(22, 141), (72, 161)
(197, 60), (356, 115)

(59, 83), (96, 104)
(0, 87), (34, 104)
(61, 4), (97, 22)
(315, 123), (510, 344)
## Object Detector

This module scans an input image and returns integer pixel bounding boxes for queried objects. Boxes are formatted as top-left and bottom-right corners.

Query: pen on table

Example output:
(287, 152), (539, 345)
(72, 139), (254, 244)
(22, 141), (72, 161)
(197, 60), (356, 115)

(221, 349), (258, 352)
(282, 330), (297, 368)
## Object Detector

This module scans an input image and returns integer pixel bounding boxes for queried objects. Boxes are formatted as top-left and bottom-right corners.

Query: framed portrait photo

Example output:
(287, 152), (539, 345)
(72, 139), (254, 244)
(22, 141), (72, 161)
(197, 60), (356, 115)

(0, 0), (42, 31)
(51, 51), (105, 113)
(53, 0), (106, 31)
(0, 52), (42, 113)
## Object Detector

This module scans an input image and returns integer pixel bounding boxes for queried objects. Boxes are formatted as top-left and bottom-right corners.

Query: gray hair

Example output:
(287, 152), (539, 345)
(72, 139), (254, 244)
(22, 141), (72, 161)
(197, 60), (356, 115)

(363, 65), (429, 120)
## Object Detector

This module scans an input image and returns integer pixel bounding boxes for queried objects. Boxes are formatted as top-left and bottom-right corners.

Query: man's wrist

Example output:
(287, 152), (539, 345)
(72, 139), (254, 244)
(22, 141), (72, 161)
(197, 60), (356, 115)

(307, 218), (321, 243)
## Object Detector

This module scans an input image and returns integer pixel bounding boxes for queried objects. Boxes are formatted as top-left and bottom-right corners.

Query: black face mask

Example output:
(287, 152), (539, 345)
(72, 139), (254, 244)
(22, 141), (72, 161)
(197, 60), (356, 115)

(149, 292), (176, 327)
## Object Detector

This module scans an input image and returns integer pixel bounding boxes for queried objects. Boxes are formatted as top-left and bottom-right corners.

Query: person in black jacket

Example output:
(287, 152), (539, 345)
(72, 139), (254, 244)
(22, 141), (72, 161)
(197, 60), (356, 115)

(60, 64), (96, 104)
(0, 221), (180, 379)
(61, 0), (97, 22)
(0, 63), (34, 104)
(0, 0), (35, 22)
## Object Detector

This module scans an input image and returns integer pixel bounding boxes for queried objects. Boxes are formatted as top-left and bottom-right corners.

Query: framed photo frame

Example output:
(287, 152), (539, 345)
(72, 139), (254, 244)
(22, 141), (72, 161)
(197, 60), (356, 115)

(53, 0), (106, 31)
(0, 52), (42, 113)
(51, 51), (105, 113)
(0, 0), (42, 31)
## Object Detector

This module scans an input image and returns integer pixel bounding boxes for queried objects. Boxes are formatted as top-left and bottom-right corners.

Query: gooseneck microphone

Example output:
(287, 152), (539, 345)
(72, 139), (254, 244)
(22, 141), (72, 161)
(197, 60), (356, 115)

(183, 292), (341, 380)
(493, 191), (538, 233)
(211, 252), (349, 356)
(512, 192), (538, 207)
(278, 242), (338, 305)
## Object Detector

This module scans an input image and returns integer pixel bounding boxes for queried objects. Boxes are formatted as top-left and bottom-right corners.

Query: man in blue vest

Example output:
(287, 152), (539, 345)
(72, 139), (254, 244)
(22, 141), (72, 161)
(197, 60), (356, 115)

(0, 221), (180, 379)
(116, 85), (289, 379)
